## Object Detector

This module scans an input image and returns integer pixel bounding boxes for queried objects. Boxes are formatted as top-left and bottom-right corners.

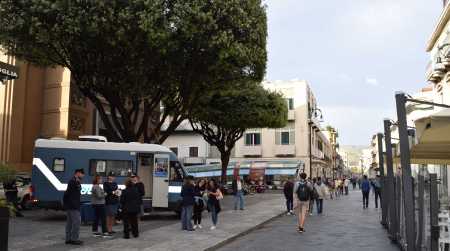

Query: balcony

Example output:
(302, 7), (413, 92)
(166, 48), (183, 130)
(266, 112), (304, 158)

(275, 144), (296, 156)
(183, 157), (205, 165)
(240, 145), (262, 156)
(287, 110), (295, 121)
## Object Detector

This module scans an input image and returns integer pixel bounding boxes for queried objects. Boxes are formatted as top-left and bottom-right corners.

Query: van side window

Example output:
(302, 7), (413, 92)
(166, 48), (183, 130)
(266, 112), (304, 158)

(90, 160), (133, 177)
(53, 158), (65, 172)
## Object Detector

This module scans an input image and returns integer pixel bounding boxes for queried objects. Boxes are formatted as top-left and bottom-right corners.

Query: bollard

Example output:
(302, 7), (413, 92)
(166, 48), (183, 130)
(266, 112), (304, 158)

(0, 207), (10, 251)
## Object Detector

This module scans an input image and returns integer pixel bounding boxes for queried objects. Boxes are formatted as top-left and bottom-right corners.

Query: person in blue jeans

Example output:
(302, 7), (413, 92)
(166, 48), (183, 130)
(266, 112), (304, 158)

(361, 175), (371, 209)
(180, 176), (195, 231)
(232, 176), (245, 210)
(207, 179), (221, 230)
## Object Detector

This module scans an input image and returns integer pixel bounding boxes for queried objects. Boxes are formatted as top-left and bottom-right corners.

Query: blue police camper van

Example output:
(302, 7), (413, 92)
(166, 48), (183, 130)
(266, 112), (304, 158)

(32, 137), (186, 214)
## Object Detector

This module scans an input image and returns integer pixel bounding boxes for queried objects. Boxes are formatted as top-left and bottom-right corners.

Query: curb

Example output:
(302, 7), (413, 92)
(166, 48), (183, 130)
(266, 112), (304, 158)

(204, 211), (286, 251)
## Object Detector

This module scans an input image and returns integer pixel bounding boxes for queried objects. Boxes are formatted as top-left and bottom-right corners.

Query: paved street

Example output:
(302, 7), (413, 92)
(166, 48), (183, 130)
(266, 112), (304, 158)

(217, 189), (399, 251)
(9, 192), (281, 251)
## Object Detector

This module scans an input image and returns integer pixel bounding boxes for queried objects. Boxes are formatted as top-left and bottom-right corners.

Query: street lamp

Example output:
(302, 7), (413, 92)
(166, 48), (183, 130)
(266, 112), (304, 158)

(308, 106), (323, 178)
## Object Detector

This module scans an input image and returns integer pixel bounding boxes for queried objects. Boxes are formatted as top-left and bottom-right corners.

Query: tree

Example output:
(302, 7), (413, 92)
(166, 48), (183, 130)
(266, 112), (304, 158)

(190, 83), (287, 184)
(0, 0), (268, 143)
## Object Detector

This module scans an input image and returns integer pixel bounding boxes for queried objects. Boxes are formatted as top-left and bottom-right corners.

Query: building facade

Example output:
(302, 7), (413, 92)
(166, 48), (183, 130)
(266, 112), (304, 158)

(0, 52), (97, 171)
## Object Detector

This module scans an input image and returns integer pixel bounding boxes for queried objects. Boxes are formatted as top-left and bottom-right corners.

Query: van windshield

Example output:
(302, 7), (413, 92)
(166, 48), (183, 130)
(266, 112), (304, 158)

(170, 161), (184, 181)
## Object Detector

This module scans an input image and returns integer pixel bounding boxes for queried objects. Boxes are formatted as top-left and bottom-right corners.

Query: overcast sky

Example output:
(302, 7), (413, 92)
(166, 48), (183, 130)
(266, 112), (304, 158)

(265, 0), (442, 146)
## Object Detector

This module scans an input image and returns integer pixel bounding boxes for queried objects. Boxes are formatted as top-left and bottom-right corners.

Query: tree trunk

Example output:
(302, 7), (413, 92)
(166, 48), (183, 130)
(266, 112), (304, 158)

(220, 151), (231, 185)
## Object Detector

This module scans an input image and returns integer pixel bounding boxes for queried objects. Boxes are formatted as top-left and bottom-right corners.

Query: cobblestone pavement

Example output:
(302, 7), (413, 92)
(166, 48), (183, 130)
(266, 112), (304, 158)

(217, 190), (399, 251)
(9, 191), (280, 251)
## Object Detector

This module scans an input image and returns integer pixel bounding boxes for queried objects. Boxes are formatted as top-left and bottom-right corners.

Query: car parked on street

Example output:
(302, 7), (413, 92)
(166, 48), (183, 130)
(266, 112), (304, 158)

(0, 173), (34, 210)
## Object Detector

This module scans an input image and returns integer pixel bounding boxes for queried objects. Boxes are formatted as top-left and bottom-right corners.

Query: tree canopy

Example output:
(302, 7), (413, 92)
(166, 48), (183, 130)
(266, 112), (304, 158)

(0, 0), (267, 143)
(190, 83), (287, 183)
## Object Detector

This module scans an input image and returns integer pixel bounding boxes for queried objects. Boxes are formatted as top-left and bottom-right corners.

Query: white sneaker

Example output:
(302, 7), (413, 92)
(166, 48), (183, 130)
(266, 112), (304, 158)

(286, 212), (291, 216)
(198, 225), (203, 229)
(210, 225), (216, 230)
(193, 225), (197, 229)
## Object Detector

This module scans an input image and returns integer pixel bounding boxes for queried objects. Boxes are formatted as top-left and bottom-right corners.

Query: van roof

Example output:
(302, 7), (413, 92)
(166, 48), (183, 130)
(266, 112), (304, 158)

(35, 139), (173, 153)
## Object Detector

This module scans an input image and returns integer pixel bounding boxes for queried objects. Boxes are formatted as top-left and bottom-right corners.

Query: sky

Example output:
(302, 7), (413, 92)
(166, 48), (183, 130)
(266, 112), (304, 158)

(265, 0), (442, 146)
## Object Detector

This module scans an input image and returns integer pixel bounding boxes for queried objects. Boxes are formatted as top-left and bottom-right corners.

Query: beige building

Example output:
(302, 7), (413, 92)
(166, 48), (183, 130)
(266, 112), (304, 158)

(0, 51), (96, 172)
(233, 80), (334, 178)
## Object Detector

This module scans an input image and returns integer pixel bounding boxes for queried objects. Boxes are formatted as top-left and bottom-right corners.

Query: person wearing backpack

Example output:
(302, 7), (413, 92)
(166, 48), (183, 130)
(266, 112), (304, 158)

(293, 172), (313, 233)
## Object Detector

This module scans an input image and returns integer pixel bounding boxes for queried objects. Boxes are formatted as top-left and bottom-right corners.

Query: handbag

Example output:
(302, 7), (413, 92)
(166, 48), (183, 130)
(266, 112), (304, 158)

(216, 190), (224, 200)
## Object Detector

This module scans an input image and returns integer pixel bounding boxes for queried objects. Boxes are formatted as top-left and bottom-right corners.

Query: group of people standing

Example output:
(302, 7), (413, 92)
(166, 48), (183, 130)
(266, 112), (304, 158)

(64, 169), (145, 245)
(179, 175), (245, 231)
(360, 175), (382, 209)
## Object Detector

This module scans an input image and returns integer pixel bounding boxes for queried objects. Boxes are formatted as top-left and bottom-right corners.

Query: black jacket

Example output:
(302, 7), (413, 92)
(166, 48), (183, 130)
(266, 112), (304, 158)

(103, 181), (119, 205)
(181, 184), (195, 206)
(135, 182), (145, 205)
(3, 179), (18, 194)
(120, 186), (141, 214)
(283, 181), (294, 199)
(63, 176), (81, 210)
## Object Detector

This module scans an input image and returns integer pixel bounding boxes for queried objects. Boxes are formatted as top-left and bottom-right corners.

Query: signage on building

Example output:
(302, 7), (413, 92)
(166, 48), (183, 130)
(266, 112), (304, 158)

(0, 61), (19, 83)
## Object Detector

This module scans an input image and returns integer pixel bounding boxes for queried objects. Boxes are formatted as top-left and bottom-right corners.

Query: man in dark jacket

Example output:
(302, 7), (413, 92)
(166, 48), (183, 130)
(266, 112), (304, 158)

(121, 179), (141, 238)
(132, 175), (145, 217)
(283, 178), (294, 215)
(180, 175), (195, 231)
(4, 177), (24, 217)
(63, 168), (85, 245)
(361, 175), (371, 209)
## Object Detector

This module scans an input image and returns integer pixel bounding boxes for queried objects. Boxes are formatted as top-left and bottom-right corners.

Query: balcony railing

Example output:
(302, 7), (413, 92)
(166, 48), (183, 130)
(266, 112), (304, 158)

(275, 144), (296, 156)
(240, 145), (262, 156)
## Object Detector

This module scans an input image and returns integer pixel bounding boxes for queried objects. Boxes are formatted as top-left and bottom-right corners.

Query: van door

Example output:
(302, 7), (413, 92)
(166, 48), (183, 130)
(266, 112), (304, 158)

(152, 154), (170, 208)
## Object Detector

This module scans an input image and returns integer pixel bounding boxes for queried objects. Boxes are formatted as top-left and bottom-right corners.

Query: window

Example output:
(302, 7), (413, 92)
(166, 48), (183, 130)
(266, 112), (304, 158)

(89, 160), (133, 176)
(170, 161), (184, 181)
(53, 158), (65, 172)
(170, 147), (178, 156)
(281, 132), (290, 145)
(275, 130), (295, 145)
(245, 133), (261, 146)
(189, 147), (199, 157)
(286, 98), (294, 110)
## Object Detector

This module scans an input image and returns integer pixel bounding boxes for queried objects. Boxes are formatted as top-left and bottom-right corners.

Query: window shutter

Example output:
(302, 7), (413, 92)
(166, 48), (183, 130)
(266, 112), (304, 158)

(290, 131), (295, 144)
(275, 131), (281, 145)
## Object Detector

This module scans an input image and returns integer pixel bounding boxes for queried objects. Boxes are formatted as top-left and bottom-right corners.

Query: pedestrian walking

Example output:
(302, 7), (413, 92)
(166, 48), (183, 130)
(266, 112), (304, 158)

(314, 177), (328, 214)
(283, 178), (294, 215)
(293, 172), (313, 233)
(372, 175), (382, 209)
(351, 177), (357, 190)
(309, 178), (317, 215)
(344, 176), (350, 195)
(3, 176), (24, 217)
(132, 175), (145, 217)
(232, 175), (245, 210)
(327, 178), (335, 200)
(63, 168), (85, 245)
(180, 175), (195, 231)
(104, 173), (120, 234)
(120, 178), (141, 239)
(193, 179), (206, 229)
(91, 175), (110, 238)
(207, 179), (222, 230)
(361, 175), (371, 209)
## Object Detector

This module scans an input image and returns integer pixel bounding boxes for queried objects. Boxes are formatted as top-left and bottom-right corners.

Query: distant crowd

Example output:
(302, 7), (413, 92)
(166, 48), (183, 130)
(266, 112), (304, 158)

(283, 174), (383, 233)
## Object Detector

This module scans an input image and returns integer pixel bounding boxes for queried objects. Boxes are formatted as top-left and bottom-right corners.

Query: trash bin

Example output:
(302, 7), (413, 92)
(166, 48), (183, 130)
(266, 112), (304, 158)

(0, 207), (10, 251)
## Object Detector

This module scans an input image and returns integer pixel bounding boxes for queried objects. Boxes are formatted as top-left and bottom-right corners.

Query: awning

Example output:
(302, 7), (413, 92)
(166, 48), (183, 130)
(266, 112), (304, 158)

(409, 108), (450, 164)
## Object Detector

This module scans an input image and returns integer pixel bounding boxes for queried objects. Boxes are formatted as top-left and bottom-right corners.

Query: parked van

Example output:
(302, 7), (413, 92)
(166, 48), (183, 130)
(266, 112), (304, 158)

(32, 138), (186, 214)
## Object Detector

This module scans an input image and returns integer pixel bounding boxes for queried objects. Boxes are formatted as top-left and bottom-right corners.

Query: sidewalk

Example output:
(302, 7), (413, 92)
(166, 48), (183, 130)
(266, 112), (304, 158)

(68, 193), (285, 251)
(218, 190), (399, 251)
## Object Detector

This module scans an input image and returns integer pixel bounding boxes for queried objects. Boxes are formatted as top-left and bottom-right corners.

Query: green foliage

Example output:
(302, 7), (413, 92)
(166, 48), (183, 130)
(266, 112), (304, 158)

(190, 83), (287, 183)
(0, 0), (267, 143)
(0, 163), (16, 183)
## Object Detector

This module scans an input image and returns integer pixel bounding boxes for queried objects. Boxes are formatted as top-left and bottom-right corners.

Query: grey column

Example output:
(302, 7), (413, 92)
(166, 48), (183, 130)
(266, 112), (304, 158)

(395, 92), (415, 251)
(384, 119), (397, 241)
(377, 133), (387, 226)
